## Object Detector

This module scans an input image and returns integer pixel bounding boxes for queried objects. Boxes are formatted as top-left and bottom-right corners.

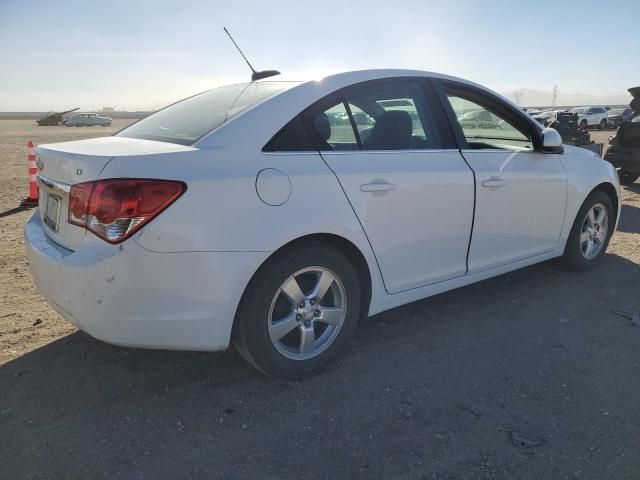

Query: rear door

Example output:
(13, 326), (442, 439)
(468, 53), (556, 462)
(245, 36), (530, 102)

(306, 78), (475, 294)
(436, 80), (567, 273)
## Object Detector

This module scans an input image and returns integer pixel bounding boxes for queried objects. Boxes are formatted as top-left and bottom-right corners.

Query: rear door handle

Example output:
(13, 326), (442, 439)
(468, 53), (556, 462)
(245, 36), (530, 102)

(481, 177), (506, 189)
(360, 182), (396, 192)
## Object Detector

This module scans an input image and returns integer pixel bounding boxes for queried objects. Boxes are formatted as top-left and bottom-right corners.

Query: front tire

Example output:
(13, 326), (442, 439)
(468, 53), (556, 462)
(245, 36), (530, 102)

(233, 242), (361, 380)
(563, 191), (614, 270)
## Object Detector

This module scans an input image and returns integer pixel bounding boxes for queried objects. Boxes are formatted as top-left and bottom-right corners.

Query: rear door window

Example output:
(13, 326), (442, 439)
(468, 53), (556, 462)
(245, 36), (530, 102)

(263, 116), (316, 152)
(306, 79), (444, 151)
(320, 103), (360, 150)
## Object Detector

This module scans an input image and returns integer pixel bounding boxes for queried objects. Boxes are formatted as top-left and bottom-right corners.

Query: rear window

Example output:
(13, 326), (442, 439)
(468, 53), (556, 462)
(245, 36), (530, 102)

(117, 81), (297, 146)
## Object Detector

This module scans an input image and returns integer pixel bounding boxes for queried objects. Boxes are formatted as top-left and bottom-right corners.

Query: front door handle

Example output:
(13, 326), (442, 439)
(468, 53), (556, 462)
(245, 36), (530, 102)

(481, 177), (506, 189)
(360, 182), (396, 193)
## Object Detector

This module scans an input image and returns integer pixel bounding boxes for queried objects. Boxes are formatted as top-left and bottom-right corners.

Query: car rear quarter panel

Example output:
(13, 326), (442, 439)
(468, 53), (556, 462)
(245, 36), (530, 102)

(99, 148), (387, 314)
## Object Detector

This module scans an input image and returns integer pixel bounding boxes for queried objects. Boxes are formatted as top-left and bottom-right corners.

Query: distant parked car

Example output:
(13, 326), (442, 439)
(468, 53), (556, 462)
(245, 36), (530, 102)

(531, 110), (557, 126)
(64, 113), (112, 127)
(606, 107), (634, 128)
(568, 106), (608, 130)
(457, 109), (505, 129)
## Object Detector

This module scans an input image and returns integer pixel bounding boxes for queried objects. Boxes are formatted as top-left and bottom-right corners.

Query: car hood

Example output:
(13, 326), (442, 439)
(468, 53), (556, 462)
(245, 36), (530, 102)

(563, 144), (601, 158)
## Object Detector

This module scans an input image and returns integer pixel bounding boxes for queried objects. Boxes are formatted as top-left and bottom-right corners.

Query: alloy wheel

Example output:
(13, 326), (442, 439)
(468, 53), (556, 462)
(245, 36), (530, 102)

(268, 267), (346, 361)
(580, 203), (608, 260)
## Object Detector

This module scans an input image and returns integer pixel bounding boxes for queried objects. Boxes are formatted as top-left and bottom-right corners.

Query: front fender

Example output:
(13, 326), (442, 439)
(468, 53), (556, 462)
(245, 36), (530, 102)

(559, 146), (621, 250)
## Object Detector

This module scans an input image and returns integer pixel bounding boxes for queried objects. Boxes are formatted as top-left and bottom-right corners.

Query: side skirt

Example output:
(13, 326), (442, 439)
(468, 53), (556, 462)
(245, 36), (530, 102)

(368, 249), (563, 316)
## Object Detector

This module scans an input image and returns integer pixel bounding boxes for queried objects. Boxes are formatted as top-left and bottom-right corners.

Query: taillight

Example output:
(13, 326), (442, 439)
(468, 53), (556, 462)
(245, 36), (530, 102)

(68, 179), (186, 244)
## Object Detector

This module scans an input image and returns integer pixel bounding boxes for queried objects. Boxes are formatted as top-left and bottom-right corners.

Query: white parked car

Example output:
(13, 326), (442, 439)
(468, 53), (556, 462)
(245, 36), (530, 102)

(25, 69), (621, 379)
(64, 113), (112, 127)
(568, 106), (609, 130)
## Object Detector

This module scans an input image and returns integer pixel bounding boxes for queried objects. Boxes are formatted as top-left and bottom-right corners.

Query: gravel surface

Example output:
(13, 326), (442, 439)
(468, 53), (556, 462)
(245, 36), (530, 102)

(0, 121), (638, 479)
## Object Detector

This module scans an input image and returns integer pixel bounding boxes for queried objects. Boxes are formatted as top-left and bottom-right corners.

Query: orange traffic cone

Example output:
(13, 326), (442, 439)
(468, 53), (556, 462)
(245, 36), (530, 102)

(21, 140), (39, 206)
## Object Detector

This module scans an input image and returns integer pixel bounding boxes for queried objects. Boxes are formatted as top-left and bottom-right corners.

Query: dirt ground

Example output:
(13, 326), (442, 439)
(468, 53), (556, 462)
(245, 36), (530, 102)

(0, 119), (135, 365)
(1, 120), (639, 479)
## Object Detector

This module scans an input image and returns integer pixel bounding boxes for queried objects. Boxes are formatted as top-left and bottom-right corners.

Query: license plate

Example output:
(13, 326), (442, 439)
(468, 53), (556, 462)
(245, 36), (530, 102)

(44, 194), (61, 231)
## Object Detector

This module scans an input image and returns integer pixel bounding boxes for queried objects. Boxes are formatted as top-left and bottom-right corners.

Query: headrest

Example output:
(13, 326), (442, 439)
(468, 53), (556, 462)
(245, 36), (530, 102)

(314, 113), (331, 141)
(370, 110), (412, 150)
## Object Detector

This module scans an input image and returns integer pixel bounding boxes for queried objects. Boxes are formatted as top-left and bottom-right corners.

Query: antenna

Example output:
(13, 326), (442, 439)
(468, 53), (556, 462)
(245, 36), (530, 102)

(223, 27), (281, 82)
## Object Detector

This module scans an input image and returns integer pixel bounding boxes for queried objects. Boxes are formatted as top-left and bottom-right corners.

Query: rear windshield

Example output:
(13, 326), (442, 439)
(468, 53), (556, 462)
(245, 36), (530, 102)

(116, 81), (297, 145)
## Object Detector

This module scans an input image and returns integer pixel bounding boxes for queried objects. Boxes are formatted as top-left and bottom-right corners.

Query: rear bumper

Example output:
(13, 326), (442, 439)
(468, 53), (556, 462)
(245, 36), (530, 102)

(24, 213), (267, 351)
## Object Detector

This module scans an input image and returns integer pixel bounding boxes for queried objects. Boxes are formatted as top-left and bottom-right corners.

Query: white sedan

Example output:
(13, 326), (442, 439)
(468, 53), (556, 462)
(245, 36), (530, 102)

(25, 69), (621, 379)
(64, 113), (112, 127)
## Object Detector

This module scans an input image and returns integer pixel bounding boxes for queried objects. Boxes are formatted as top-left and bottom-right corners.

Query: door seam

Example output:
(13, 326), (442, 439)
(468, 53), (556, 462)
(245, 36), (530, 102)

(458, 149), (476, 275)
(316, 151), (392, 295)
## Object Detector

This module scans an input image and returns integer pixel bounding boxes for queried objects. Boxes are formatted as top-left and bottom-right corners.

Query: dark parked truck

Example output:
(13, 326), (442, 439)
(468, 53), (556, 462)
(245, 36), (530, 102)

(604, 87), (640, 185)
(36, 108), (80, 126)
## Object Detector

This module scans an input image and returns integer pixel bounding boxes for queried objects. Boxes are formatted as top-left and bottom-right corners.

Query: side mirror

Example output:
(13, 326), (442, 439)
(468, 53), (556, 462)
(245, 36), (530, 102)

(542, 127), (564, 153)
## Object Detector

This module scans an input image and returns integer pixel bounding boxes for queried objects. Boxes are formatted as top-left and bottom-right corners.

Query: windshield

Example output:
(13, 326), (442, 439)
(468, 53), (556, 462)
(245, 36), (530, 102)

(569, 107), (587, 114)
(608, 109), (625, 115)
(117, 81), (297, 145)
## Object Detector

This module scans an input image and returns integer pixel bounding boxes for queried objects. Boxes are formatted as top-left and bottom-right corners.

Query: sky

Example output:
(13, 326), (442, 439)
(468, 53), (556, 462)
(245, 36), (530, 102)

(0, 0), (638, 111)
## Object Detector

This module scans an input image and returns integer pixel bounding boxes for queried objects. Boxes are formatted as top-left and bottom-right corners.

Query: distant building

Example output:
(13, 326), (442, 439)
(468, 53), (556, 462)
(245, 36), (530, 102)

(101, 107), (115, 112)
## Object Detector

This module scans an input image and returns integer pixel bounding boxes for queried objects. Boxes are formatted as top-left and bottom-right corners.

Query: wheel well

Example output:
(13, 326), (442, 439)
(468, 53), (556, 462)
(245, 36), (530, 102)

(285, 234), (371, 319)
(238, 234), (373, 324)
(592, 182), (619, 219)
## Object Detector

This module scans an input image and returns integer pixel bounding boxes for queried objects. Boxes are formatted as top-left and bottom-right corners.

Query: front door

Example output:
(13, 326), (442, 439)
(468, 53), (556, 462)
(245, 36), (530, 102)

(307, 79), (475, 294)
(441, 83), (567, 273)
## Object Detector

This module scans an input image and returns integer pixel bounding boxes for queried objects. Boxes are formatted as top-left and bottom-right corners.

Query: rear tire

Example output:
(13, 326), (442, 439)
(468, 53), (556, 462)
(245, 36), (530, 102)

(619, 171), (639, 185)
(233, 242), (361, 380)
(563, 191), (614, 271)
(599, 119), (607, 130)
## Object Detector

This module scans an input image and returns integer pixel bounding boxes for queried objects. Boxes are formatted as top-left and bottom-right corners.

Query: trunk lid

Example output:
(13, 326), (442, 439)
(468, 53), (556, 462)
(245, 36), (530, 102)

(35, 136), (195, 250)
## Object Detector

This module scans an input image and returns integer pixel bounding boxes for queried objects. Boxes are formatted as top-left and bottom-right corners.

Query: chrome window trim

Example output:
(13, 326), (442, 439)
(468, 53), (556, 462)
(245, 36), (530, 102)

(263, 148), (460, 155)
(261, 151), (320, 156)
(459, 148), (534, 154)
(37, 175), (71, 194)
(263, 147), (534, 155)
(318, 148), (458, 155)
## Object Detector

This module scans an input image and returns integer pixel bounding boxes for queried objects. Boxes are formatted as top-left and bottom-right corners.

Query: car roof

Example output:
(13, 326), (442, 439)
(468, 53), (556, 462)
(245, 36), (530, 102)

(197, 69), (533, 149)
(256, 68), (491, 94)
